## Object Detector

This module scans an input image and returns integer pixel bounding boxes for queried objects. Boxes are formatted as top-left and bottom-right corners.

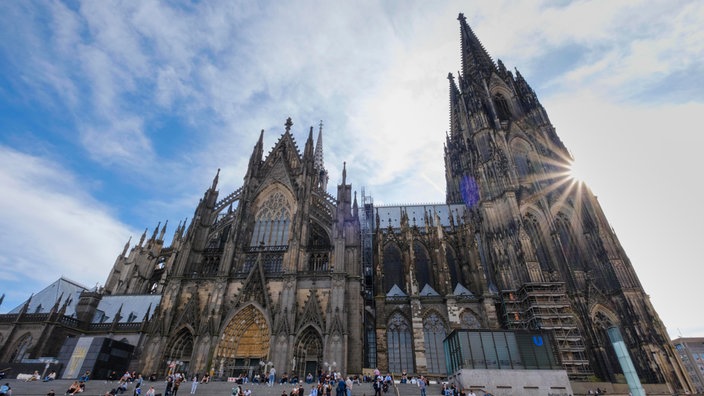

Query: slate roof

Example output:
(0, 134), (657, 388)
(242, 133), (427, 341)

(92, 294), (162, 323)
(453, 283), (475, 297)
(386, 284), (407, 297)
(375, 203), (466, 229)
(419, 284), (440, 296)
(8, 277), (89, 317)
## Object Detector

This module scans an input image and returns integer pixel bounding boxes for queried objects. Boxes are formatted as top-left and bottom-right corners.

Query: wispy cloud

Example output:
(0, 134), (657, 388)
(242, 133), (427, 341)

(0, 0), (702, 336)
(0, 145), (133, 309)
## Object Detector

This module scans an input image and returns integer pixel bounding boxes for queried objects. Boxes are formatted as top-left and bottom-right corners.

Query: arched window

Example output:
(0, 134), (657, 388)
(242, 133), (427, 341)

(423, 313), (447, 374)
(445, 246), (459, 288)
(414, 241), (433, 290)
(460, 311), (481, 329)
(383, 244), (404, 293)
(308, 222), (331, 271)
(387, 313), (414, 374)
(10, 333), (32, 362)
(555, 213), (583, 270)
(250, 192), (291, 247)
(524, 213), (553, 272)
(493, 93), (511, 121)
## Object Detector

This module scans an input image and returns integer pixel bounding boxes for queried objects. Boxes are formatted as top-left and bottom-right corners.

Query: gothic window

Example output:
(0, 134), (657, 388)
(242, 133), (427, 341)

(493, 94), (511, 121)
(383, 244), (404, 293)
(387, 313), (414, 373)
(460, 311), (481, 329)
(308, 222), (331, 271)
(250, 192), (291, 247)
(414, 241), (433, 290)
(423, 313), (447, 374)
(445, 246), (459, 288)
(10, 333), (32, 362)
(555, 213), (583, 270)
(524, 213), (553, 272)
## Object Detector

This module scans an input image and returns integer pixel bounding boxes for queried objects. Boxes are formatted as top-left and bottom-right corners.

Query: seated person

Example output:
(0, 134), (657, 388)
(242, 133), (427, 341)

(26, 370), (40, 382)
(43, 371), (57, 381)
(279, 373), (289, 384)
(66, 381), (81, 395)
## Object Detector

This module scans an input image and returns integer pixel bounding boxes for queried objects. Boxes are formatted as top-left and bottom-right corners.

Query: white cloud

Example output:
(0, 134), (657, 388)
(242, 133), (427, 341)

(1, 0), (703, 338)
(0, 145), (134, 311)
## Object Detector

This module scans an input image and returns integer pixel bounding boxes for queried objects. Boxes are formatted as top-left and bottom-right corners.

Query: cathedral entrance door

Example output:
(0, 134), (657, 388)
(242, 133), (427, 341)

(215, 305), (270, 380)
(294, 327), (323, 380)
(304, 361), (318, 381)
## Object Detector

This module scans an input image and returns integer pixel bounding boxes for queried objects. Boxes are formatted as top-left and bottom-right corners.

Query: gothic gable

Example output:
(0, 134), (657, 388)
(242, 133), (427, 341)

(297, 290), (325, 333)
(235, 254), (272, 309)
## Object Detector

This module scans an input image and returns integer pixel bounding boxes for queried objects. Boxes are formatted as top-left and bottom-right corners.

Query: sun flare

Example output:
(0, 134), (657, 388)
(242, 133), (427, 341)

(568, 159), (586, 183)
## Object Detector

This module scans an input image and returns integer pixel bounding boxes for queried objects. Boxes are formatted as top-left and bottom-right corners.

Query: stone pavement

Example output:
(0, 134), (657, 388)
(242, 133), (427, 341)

(0, 378), (445, 396)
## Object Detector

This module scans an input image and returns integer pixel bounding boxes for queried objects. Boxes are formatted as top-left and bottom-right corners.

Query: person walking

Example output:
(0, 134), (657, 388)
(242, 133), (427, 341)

(190, 375), (198, 394)
(269, 366), (276, 387)
(335, 378), (346, 396)
(418, 376), (426, 396)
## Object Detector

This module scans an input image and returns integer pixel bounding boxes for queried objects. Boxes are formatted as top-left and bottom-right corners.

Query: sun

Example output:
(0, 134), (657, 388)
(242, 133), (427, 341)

(568, 159), (586, 183)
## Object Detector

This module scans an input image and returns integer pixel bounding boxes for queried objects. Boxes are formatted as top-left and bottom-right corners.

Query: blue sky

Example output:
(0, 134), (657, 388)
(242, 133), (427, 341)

(1, 1), (703, 339)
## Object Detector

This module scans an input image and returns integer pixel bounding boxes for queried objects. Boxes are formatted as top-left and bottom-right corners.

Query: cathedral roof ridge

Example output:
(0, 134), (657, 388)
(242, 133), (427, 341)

(375, 201), (449, 208)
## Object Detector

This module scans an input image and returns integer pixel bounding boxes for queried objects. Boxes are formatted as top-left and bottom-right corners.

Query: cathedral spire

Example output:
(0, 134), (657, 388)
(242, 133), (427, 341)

(448, 72), (461, 138)
(458, 13), (496, 82)
(247, 130), (265, 179)
(342, 161), (347, 185)
(159, 220), (168, 241)
(304, 126), (314, 160)
(211, 168), (220, 190)
(122, 236), (131, 257)
(315, 120), (325, 171)
(139, 228), (147, 247)
(151, 222), (160, 241)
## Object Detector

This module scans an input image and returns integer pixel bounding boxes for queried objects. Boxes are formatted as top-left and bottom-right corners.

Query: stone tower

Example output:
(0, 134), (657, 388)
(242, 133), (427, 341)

(368, 13), (690, 392)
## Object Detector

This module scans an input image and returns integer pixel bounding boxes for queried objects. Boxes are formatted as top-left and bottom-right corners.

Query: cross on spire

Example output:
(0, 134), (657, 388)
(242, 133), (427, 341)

(285, 117), (293, 133)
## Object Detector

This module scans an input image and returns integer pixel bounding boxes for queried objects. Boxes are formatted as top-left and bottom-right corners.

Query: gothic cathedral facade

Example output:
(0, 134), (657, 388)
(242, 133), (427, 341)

(0, 13), (692, 393)
(103, 118), (364, 379)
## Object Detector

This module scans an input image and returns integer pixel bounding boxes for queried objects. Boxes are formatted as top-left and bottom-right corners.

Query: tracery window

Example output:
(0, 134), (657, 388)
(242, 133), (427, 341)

(250, 192), (291, 247)
(10, 333), (32, 362)
(383, 244), (404, 293)
(423, 313), (447, 374)
(387, 313), (414, 373)
(460, 311), (481, 329)
(494, 94), (511, 121)
(555, 213), (582, 270)
(524, 213), (552, 272)
(445, 246), (459, 288)
(414, 241), (433, 290)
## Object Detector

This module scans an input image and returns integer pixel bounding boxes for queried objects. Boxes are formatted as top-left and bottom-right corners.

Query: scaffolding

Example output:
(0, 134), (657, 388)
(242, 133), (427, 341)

(360, 187), (376, 368)
(503, 282), (592, 379)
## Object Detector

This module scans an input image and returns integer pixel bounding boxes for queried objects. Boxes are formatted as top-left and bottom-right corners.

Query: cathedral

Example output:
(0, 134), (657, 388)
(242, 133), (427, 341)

(0, 13), (693, 393)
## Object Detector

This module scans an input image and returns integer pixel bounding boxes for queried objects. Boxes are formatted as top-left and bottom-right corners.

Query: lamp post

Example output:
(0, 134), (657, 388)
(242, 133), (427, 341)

(40, 358), (58, 380)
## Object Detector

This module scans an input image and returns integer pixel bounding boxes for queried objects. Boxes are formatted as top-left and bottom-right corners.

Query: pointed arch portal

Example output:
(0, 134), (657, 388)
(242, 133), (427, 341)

(294, 327), (323, 380)
(216, 305), (270, 378)
(164, 328), (194, 375)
